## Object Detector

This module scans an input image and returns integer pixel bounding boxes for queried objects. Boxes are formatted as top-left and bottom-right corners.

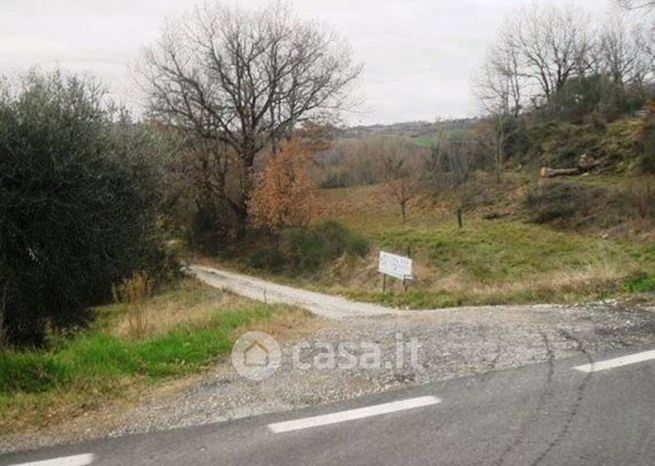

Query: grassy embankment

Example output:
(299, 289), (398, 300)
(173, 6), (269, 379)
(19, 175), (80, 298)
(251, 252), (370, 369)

(286, 175), (655, 309)
(0, 280), (310, 435)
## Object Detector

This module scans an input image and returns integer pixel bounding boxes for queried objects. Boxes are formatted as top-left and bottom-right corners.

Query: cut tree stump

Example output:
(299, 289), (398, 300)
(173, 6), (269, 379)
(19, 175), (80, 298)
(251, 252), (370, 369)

(540, 154), (601, 178)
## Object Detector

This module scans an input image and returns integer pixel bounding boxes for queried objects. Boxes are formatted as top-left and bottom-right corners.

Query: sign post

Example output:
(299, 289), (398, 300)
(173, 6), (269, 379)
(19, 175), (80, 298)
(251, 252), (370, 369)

(378, 251), (414, 293)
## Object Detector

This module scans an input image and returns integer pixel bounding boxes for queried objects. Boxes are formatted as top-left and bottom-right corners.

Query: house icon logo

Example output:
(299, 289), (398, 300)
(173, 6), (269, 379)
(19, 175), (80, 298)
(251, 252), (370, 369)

(243, 341), (270, 368)
(231, 331), (281, 380)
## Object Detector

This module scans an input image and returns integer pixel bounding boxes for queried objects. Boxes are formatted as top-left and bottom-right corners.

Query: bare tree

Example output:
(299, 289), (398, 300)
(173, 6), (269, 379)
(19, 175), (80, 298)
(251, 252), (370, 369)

(473, 3), (597, 178)
(139, 1), (361, 234)
(377, 139), (423, 223)
(503, 3), (593, 103)
(473, 42), (522, 181)
(381, 160), (421, 224)
(477, 29), (524, 118)
(598, 18), (648, 88)
(635, 24), (655, 80)
(426, 126), (474, 228)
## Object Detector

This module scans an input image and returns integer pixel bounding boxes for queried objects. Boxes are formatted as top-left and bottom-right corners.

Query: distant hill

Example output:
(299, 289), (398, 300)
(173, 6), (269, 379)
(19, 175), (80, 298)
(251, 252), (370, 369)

(338, 118), (479, 147)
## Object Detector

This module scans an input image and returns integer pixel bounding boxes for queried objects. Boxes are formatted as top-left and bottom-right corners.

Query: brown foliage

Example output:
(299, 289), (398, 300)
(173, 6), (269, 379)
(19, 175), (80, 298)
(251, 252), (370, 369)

(249, 138), (318, 231)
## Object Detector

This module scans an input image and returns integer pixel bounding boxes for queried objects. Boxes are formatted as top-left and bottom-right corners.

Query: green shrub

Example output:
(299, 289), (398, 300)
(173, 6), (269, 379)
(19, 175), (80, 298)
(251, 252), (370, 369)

(320, 172), (349, 189)
(247, 245), (286, 273)
(248, 221), (369, 274)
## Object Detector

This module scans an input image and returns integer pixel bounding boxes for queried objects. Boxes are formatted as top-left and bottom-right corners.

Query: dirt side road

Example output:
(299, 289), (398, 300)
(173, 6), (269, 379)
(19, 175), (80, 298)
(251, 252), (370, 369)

(2, 266), (655, 453)
(189, 264), (589, 319)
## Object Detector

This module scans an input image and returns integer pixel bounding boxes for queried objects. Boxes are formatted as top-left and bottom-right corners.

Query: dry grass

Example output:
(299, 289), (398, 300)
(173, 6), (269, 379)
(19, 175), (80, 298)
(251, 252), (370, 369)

(0, 279), (315, 437)
(112, 271), (153, 338)
(111, 279), (315, 341)
(624, 177), (655, 221)
(327, 251), (633, 308)
(461, 259), (632, 305)
(109, 271), (322, 341)
(233, 306), (319, 342)
(112, 279), (235, 338)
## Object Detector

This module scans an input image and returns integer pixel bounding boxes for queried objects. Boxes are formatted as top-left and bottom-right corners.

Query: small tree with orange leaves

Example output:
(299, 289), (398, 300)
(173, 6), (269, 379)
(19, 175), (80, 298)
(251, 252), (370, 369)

(249, 138), (317, 232)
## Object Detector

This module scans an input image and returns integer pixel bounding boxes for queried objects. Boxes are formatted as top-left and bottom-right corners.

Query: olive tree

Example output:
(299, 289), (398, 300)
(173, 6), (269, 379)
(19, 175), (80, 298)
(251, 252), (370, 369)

(0, 72), (169, 347)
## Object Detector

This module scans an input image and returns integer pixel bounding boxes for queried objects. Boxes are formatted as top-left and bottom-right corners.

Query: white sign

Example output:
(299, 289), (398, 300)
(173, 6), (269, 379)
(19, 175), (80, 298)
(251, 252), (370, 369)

(378, 251), (413, 281)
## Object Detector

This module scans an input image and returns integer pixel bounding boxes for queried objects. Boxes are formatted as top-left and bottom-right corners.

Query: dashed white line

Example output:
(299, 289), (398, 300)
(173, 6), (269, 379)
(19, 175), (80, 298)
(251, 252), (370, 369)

(574, 349), (655, 373)
(268, 396), (441, 433)
(7, 453), (95, 466)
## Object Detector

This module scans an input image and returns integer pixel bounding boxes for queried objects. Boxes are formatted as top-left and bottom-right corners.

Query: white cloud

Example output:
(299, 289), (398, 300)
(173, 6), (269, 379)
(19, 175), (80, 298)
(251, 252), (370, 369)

(0, 0), (615, 124)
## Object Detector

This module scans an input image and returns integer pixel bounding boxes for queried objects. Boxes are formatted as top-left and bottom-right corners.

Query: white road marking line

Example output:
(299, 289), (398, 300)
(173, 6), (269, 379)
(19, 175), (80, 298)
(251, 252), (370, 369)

(8, 453), (95, 466)
(574, 349), (655, 373)
(268, 396), (441, 433)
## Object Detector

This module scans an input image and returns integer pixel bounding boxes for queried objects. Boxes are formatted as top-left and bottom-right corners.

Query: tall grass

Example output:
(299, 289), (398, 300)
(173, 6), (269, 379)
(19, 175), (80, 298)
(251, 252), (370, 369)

(112, 272), (153, 338)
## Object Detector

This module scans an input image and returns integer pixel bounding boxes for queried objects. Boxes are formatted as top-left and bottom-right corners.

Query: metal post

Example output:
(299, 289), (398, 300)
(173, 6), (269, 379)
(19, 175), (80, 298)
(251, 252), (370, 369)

(405, 246), (412, 293)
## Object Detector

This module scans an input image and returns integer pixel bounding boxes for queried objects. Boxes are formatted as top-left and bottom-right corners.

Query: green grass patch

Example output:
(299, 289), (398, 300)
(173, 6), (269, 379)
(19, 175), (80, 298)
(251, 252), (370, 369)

(374, 220), (632, 284)
(622, 272), (655, 294)
(0, 303), (286, 397)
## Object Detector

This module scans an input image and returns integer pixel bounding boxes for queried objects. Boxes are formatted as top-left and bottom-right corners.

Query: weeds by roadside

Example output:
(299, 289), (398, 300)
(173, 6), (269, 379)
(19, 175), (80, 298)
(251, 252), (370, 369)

(112, 272), (153, 338)
(0, 280), (312, 436)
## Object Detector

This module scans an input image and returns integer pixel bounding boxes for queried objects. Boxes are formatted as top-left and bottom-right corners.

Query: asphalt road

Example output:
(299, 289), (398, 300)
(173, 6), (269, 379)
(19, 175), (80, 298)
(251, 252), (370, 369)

(3, 344), (655, 466)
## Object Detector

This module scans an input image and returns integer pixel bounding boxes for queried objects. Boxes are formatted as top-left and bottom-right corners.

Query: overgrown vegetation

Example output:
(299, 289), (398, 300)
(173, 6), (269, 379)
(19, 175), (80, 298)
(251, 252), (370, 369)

(0, 280), (310, 434)
(112, 272), (154, 339)
(524, 181), (628, 229)
(304, 179), (655, 308)
(247, 221), (369, 275)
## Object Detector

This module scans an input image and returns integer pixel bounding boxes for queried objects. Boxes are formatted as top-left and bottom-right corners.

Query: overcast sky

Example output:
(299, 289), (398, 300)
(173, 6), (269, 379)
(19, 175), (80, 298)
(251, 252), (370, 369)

(0, 0), (619, 125)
